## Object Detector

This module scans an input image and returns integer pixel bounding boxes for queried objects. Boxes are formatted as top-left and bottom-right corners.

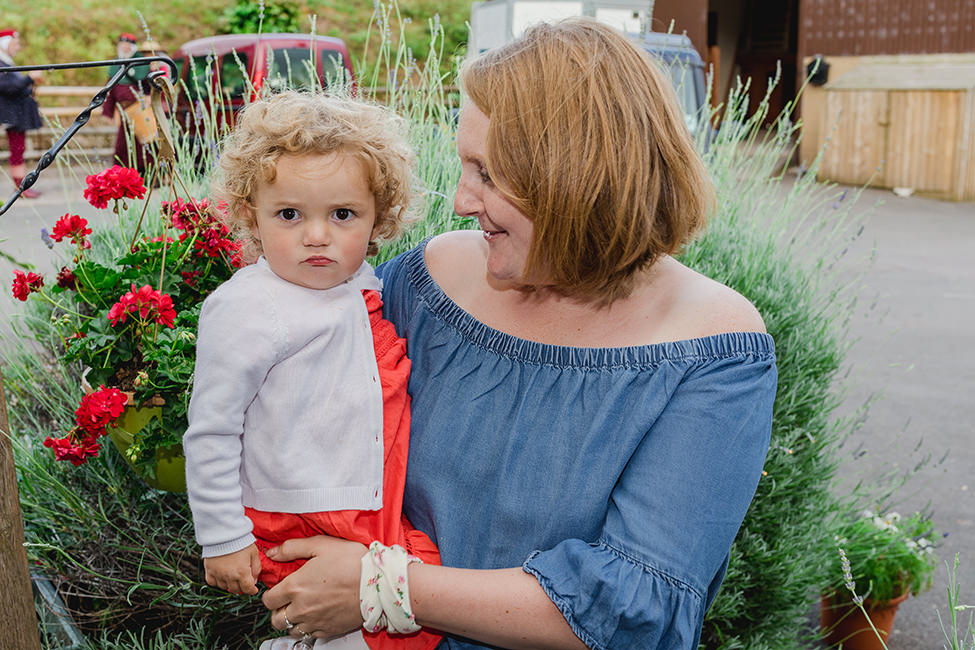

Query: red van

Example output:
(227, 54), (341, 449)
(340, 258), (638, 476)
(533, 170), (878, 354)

(170, 33), (354, 149)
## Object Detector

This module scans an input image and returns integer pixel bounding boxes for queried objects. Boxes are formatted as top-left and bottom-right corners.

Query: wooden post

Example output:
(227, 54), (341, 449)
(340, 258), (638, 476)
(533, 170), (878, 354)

(0, 369), (43, 649)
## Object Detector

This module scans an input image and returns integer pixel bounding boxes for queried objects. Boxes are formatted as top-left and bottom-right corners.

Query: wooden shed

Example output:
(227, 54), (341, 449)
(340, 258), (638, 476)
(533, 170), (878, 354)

(810, 55), (975, 201)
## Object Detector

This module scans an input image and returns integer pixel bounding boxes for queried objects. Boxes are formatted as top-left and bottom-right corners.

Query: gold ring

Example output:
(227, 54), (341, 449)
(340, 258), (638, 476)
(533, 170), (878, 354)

(283, 607), (295, 632)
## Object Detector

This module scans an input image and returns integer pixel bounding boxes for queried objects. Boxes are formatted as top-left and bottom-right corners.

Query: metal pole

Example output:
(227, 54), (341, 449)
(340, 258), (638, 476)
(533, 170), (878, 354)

(0, 56), (177, 217)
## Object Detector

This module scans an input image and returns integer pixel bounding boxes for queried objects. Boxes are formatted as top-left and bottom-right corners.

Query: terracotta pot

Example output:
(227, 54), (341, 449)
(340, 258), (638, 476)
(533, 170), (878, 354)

(820, 590), (910, 650)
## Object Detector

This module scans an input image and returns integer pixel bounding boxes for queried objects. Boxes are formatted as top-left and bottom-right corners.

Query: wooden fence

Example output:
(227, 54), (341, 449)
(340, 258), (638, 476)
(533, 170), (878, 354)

(2, 85), (460, 166)
(0, 86), (116, 165)
(800, 54), (975, 201)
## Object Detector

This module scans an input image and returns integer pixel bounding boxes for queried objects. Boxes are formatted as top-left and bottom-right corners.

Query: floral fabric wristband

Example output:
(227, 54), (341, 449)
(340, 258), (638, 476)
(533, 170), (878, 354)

(360, 541), (423, 635)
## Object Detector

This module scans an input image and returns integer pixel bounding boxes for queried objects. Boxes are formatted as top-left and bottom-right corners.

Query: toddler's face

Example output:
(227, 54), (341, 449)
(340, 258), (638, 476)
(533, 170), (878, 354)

(250, 152), (378, 290)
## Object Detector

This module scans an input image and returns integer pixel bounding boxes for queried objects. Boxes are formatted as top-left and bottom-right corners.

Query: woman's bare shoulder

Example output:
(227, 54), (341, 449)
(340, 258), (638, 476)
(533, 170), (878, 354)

(652, 257), (767, 339)
(423, 230), (486, 296)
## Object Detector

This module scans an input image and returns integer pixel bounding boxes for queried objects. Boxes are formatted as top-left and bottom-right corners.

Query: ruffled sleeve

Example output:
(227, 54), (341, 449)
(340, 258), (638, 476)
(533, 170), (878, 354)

(522, 351), (777, 649)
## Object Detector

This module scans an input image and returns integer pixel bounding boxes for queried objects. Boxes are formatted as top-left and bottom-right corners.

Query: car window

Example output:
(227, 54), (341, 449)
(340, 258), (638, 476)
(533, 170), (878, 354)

(220, 52), (250, 100)
(666, 59), (702, 135)
(266, 47), (318, 92)
(320, 50), (347, 89)
(650, 53), (705, 136)
(265, 47), (348, 92)
(172, 56), (185, 82)
(184, 54), (215, 102)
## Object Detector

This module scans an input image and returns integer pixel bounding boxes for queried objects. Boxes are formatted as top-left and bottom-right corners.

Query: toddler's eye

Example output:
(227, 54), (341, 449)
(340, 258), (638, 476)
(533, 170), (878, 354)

(333, 208), (354, 222)
(278, 208), (300, 222)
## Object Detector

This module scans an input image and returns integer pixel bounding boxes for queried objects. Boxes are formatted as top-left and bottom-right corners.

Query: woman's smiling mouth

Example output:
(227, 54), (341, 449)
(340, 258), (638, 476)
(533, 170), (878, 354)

(479, 220), (506, 241)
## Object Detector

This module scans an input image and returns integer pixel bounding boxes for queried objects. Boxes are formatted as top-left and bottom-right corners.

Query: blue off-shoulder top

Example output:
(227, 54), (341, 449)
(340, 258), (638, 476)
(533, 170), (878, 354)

(376, 240), (777, 650)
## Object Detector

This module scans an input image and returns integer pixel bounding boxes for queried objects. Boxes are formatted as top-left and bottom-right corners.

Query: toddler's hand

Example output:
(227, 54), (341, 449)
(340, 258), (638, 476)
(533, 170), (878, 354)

(204, 544), (262, 595)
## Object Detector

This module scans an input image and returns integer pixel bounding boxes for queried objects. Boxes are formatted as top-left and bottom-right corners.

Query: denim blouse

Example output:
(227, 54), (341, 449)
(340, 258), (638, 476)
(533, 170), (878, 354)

(376, 241), (777, 650)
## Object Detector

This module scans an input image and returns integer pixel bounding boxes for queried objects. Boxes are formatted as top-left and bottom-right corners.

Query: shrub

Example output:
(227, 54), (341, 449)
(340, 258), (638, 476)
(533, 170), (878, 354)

(685, 80), (870, 648)
(221, 0), (301, 34)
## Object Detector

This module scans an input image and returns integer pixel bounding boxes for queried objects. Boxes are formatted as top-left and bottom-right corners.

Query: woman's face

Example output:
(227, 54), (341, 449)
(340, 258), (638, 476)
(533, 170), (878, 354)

(454, 104), (536, 286)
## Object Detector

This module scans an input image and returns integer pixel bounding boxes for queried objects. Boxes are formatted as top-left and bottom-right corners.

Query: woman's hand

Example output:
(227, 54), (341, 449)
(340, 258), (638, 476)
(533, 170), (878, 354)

(262, 535), (368, 641)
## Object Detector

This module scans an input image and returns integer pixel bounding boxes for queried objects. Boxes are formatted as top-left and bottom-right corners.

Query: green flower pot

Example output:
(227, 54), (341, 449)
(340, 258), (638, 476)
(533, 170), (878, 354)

(106, 404), (187, 493)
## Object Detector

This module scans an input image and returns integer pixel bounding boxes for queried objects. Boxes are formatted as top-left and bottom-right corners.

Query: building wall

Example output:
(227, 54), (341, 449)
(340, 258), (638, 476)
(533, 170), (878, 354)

(652, 0), (709, 58)
(708, 0), (747, 108)
(799, 0), (975, 59)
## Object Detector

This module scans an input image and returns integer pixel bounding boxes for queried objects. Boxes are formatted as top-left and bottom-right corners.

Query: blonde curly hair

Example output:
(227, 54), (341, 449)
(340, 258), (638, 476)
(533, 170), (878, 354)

(212, 91), (416, 260)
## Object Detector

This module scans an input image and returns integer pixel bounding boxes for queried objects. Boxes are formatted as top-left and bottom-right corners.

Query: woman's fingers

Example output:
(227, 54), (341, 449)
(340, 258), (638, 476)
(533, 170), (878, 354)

(264, 534), (331, 562)
(261, 538), (368, 639)
(269, 604), (290, 631)
(264, 580), (296, 618)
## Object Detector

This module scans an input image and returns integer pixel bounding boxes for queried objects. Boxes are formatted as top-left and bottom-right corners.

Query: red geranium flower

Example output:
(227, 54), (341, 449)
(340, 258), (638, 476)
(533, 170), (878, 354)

(51, 214), (93, 247)
(195, 224), (238, 258)
(181, 270), (202, 287)
(56, 266), (78, 290)
(230, 250), (248, 268)
(75, 385), (129, 437)
(11, 270), (44, 301)
(84, 165), (147, 209)
(43, 433), (102, 466)
(107, 284), (177, 328)
(162, 197), (211, 231)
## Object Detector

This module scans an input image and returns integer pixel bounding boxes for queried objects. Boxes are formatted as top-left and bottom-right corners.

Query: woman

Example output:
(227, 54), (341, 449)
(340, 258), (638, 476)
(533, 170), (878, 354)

(101, 33), (155, 173)
(0, 28), (44, 198)
(260, 18), (777, 650)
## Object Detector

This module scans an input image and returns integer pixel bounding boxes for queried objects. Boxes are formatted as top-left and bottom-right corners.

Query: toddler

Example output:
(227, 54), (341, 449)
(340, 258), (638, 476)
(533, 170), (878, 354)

(183, 91), (440, 650)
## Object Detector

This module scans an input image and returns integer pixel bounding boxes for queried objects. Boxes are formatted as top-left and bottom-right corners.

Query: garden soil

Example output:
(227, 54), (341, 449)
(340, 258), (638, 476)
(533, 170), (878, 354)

(1, 163), (973, 647)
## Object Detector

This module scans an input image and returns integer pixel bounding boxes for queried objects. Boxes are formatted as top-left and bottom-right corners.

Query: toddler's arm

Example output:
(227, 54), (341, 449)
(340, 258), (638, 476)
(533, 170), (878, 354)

(184, 281), (283, 560)
(204, 543), (262, 595)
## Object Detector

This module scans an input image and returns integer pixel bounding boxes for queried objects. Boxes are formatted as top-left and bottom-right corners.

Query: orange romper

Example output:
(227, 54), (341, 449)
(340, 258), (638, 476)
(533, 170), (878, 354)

(245, 290), (441, 650)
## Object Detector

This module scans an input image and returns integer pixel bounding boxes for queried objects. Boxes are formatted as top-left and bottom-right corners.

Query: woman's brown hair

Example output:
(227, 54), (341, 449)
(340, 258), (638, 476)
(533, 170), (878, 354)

(460, 17), (714, 304)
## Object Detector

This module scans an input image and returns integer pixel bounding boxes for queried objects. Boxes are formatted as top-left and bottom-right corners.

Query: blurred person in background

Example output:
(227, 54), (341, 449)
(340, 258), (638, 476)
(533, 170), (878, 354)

(102, 33), (154, 172)
(0, 28), (44, 198)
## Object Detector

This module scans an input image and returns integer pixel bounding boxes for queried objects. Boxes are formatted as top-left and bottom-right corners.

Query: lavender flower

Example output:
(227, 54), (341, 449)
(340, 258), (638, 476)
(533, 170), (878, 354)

(838, 547), (864, 606)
